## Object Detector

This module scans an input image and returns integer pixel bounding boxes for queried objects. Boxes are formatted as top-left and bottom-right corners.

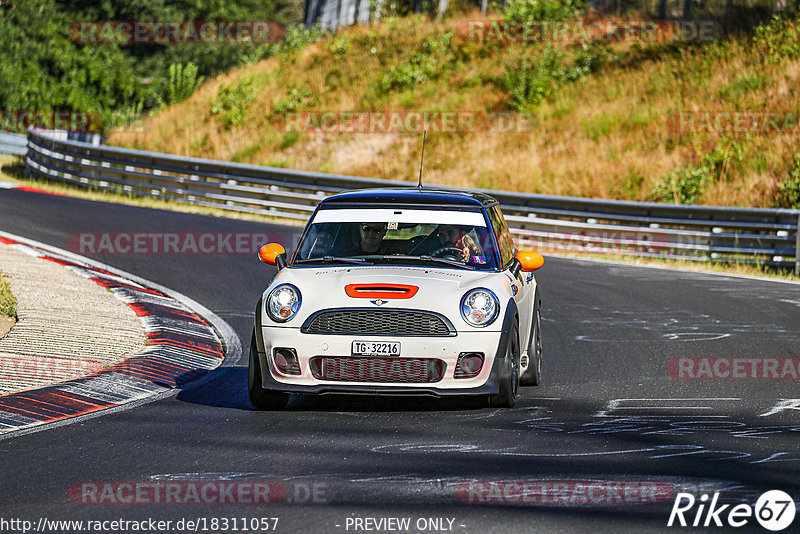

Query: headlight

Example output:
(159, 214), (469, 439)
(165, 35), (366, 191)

(266, 284), (301, 323)
(460, 288), (499, 327)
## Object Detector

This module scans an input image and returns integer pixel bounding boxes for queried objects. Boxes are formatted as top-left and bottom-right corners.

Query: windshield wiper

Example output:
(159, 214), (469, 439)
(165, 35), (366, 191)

(296, 256), (371, 265)
(372, 255), (475, 270)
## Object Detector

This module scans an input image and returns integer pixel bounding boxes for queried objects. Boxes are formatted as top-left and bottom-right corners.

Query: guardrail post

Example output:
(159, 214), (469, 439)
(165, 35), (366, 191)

(796, 214), (800, 276)
(25, 135), (31, 176)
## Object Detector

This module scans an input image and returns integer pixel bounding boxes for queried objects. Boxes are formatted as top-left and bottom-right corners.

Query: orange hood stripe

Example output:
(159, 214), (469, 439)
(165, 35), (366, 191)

(344, 284), (419, 299)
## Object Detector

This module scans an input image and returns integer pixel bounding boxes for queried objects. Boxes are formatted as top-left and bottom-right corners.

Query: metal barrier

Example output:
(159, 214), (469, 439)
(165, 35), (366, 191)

(25, 130), (800, 274)
(0, 132), (27, 155)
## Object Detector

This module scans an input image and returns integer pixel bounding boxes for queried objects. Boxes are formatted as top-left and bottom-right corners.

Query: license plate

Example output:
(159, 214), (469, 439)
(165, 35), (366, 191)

(351, 341), (400, 356)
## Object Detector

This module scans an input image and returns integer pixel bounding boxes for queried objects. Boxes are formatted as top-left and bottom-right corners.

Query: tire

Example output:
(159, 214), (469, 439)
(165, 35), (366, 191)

(520, 303), (542, 387)
(248, 331), (290, 410)
(489, 324), (520, 408)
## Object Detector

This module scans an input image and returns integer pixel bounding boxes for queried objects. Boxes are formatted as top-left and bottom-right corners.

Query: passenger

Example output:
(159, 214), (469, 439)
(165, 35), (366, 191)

(308, 230), (333, 257)
(434, 225), (480, 261)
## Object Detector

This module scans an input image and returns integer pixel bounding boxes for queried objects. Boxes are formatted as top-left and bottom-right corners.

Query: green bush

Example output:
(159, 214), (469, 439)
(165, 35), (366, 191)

(777, 154), (800, 209)
(271, 25), (325, 58)
(650, 139), (746, 204)
(650, 165), (712, 205)
(106, 100), (145, 132)
(501, 0), (585, 22)
(327, 37), (350, 55)
(211, 81), (254, 129)
(753, 15), (800, 63)
(0, 274), (16, 319)
(280, 132), (301, 149)
(566, 43), (610, 80)
(167, 63), (204, 106)
(377, 33), (455, 92)
(273, 86), (316, 113)
(718, 73), (766, 103)
(502, 42), (607, 112)
(501, 47), (562, 111)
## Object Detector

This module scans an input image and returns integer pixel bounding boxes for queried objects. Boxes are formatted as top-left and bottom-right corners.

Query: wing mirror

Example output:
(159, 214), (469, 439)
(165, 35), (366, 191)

(510, 249), (544, 276)
(258, 243), (287, 269)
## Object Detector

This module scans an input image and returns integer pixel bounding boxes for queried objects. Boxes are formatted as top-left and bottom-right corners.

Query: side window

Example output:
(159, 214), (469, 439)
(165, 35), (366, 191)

(488, 206), (515, 267)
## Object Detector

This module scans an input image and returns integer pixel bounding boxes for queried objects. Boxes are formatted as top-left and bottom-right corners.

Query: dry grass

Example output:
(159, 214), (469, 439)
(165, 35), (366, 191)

(108, 13), (800, 208)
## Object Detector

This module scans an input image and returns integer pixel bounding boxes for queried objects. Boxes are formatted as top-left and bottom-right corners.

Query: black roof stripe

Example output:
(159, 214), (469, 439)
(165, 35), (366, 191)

(319, 188), (498, 207)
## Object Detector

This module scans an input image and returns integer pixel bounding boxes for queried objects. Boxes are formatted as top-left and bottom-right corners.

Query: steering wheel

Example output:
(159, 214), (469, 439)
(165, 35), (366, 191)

(430, 246), (464, 261)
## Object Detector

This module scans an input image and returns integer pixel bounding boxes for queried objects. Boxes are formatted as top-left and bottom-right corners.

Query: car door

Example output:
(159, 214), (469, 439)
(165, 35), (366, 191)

(488, 205), (534, 349)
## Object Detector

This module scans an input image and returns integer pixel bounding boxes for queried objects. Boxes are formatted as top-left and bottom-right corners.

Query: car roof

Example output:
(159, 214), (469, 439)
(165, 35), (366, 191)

(318, 188), (498, 208)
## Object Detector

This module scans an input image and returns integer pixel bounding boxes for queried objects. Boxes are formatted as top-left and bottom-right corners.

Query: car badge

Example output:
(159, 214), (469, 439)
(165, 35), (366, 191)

(511, 284), (518, 296)
(371, 299), (388, 306)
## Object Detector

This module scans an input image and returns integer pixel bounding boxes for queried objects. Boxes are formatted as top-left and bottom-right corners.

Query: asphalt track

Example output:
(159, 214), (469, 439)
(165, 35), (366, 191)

(0, 188), (799, 533)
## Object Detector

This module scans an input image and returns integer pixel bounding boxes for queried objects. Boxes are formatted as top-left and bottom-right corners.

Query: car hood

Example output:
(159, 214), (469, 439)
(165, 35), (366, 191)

(261, 265), (513, 331)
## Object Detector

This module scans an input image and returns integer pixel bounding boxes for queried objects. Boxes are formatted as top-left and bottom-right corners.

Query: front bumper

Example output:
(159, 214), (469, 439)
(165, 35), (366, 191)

(252, 297), (518, 397)
(259, 327), (503, 388)
(255, 351), (505, 397)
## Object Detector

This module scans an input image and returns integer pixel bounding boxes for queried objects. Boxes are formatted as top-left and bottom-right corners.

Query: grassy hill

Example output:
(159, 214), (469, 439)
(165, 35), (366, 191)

(108, 9), (800, 208)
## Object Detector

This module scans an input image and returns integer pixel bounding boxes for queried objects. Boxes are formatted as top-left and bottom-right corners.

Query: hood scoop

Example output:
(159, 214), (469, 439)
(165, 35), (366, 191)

(344, 284), (419, 299)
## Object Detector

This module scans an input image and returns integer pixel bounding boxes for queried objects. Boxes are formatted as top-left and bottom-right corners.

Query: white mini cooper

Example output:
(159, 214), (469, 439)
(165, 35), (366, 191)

(249, 188), (544, 409)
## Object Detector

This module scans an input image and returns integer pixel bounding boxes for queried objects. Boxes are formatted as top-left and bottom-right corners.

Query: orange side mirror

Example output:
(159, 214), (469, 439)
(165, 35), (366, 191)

(515, 249), (544, 272)
(258, 243), (286, 266)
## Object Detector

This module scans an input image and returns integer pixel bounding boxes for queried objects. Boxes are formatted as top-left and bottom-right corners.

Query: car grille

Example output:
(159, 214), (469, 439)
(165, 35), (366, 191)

(301, 309), (453, 336)
(309, 356), (445, 383)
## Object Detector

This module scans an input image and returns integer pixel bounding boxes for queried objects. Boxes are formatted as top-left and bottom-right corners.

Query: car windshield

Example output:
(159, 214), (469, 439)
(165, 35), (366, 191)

(293, 208), (500, 270)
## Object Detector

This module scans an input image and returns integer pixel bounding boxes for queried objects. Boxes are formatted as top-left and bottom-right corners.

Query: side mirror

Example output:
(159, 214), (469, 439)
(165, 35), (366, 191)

(258, 243), (287, 269)
(514, 249), (544, 272)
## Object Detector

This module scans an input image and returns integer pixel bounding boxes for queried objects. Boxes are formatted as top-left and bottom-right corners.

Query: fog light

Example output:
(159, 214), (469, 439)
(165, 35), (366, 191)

(454, 352), (484, 379)
(273, 348), (301, 375)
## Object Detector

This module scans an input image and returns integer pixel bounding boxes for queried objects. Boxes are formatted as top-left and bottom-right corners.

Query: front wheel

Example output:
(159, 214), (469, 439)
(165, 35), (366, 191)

(248, 331), (290, 410)
(520, 304), (542, 386)
(489, 324), (520, 408)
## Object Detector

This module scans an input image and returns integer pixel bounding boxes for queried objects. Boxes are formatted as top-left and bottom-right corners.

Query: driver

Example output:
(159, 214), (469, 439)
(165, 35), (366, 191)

(433, 225), (479, 262)
(355, 222), (388, 254)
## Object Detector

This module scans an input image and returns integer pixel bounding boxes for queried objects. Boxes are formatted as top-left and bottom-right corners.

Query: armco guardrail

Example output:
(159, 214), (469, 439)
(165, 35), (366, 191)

(25, 130), (800, 274)
(0, 131), (27, 155)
